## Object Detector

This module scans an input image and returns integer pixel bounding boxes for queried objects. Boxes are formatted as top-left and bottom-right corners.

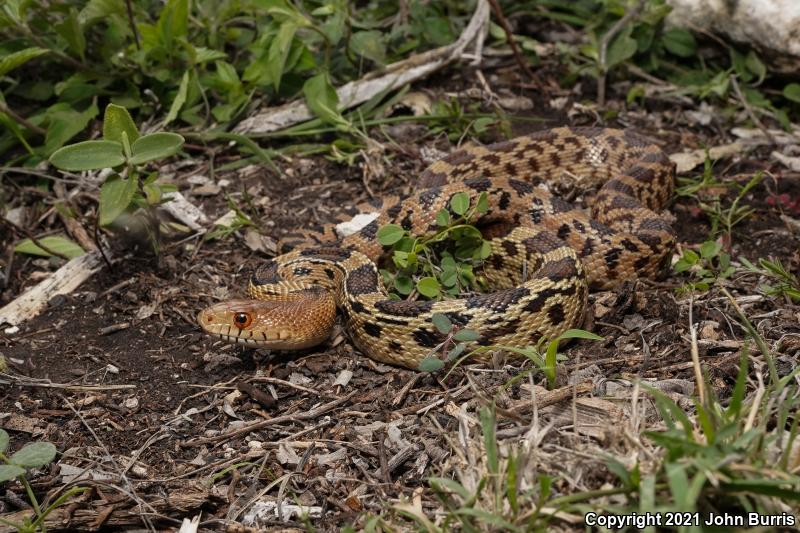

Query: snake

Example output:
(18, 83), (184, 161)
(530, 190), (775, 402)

(197, 127), (675, 369)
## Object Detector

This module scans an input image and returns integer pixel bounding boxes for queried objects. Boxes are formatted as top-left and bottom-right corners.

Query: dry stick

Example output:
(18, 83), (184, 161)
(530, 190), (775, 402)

(0, 374), (135, 391)
(485, 0), (536, 81)
(0, 217), (71, 261)
(182, 391), (357, 447)
(597, 0), (646, 107)
(730, 74), (777, 145)
(688, 294), (706, 406)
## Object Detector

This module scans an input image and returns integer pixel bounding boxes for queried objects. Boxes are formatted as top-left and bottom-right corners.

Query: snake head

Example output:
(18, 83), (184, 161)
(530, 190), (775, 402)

(197, 295), (336, 350)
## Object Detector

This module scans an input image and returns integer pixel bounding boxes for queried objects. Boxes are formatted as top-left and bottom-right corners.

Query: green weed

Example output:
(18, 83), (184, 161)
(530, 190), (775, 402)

(378, 191), (492, 300)
(0, 429), (88, 533)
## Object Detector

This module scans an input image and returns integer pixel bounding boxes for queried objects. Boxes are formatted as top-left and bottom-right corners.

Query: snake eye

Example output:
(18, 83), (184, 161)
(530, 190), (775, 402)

(233, 312), (253, 329)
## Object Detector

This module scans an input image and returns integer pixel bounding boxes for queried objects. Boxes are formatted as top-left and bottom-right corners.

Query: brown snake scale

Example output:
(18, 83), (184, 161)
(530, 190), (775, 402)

(198, 127), (676, 369)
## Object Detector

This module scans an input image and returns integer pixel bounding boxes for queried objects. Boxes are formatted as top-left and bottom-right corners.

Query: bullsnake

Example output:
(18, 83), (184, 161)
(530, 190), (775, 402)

(198, 127), (675, 369)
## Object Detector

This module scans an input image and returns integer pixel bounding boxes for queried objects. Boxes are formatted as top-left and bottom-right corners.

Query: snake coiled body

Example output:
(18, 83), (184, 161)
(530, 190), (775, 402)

(198, 127), (676, 369)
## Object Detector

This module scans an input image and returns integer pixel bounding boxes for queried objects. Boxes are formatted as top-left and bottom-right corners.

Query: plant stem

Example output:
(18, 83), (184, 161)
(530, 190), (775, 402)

(0, 101), (47, 136)
(597, 0), (645, 107)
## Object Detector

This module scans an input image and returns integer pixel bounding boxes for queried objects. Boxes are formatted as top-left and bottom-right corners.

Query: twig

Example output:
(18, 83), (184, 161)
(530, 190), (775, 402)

(0, 373), (136, 391)
(688, 295), (705, 406)
(730, 74), (777, 145)
(0, 218), (71, 261)
(181, 391), (357, 447)
(486, 0), (536, 81)
(597, 0), (645, 107)
(124, 0), (141, 50)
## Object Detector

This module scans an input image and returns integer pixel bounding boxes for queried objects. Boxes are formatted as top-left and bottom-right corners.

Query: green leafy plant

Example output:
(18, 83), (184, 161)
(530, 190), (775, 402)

(420, 312), (602, 389)
(698, 173), (763, 243)
(593, 343), (800, 521)
(0, 429), (87, 533)
(673, 239), (735, 292)
(740, 257), (800, 302)
(0, 0), (479, 161)
(203, 197), (256, 241)
(49, 104), (183, 227)
(377, 191), (492, 300)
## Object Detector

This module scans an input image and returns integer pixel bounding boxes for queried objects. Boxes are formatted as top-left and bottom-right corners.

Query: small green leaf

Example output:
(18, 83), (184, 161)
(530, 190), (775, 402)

(435, 209), (450, 227)
(55, 9), (86, 60)
(165, 71), (190, 124)
(453, 329), (479, 342)
(605, 30), (637, 69)
(699, 240), (722, 259)
(349, 30), (386, 65)
(268, 21), (298, 91)
(661, 28), (696, 57)
(0, 47), (49, 77)
(475, 192), (489, 214)
(103, 103), (140, 144)
(129, 132), (184, 164)
(441, 269), (458, 287)
(0, 429), (8, 453)
(745, 50), (766, 83)
(450, 192), (470, 215)
(784, 83), (800, 103)
(0, 464), (25, 483)
(417, 276), (441, 298)
(477, 240), (492, 259)
(10, 442), (57, 468)
(431, 313), (452, 334)
(377, 224), (405, 245)
(303, 72), (341, 125)
(99, 174), (138, 226)
(418, 356), (445, 372)
(15, 236), (85, 259)
(447, 343), (466, 361)
(49, 140), (125, 171)
(394, 275), (413, 295)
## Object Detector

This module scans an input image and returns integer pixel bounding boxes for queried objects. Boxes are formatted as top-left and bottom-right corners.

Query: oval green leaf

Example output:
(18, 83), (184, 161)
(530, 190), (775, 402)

(0, 429), (8, 453)
(49, 140), (125, 171)
(10, 441), (57, 468)
(15, 236), (85, 259)
(0, 464), (26, 483)
(417, 276), (441, 298)
(450, 192), (470, 216)
(99, 174), (138, 226)
(418, 356), (445, 373)
(783, 83), (800, 103)
(394, 274), (413, 295)
(475, 192), (489, 214)
(130, 132), (184, 165)
(103, 103), (140, 143)
(377, 224), (405, 246)
(453, 329), (479, 342)
(431, 313), (452, 334)
(436, 209), (450, 227)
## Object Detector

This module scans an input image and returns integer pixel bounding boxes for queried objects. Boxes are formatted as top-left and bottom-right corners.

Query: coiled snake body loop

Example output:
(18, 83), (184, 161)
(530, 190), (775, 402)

(198, 127), (676, 369)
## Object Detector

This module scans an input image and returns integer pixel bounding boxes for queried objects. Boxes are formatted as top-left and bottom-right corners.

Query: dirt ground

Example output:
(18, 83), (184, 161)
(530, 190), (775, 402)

(2, 65), (800, 531)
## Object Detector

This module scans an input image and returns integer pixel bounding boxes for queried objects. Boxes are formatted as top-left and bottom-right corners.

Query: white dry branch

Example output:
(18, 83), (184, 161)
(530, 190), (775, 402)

(0, 251), (106, 329)
(234, 0), (491, 134)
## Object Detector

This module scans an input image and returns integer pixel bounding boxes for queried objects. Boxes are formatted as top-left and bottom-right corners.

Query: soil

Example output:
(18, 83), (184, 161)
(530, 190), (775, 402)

(1, 62), (800, 532)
